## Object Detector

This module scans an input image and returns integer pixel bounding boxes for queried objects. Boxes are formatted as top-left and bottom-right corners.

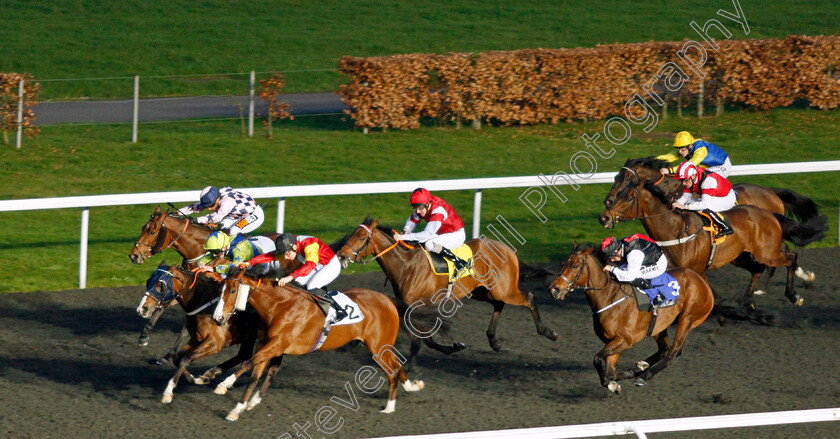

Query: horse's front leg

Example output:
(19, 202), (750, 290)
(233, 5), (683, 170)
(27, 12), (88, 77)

(225, 359), (270, 421)
(595, 338), (630, 393)
(247, 355), (284, 411)
(138, 307), (166, 346)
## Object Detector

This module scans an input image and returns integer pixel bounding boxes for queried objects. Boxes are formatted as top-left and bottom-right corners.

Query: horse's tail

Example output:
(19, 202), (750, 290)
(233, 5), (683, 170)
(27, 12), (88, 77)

(519, 259), (552, 280)
(389, 297), (452, 339)
(771, 187), (820, 223)
(774, 212), (827, 247)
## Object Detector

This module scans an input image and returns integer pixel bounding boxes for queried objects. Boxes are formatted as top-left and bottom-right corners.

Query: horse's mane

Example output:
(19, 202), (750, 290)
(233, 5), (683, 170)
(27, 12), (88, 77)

(623, 156), (671, 171)
(163, 210), (215, 232)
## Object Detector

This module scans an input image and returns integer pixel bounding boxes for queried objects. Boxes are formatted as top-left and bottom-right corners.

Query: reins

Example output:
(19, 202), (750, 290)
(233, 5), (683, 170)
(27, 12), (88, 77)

(342, 224), (414, 265)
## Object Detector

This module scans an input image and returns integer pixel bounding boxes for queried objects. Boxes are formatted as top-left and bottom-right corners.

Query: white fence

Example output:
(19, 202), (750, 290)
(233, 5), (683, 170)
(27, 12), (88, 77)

(1, 160), (839, 289)
(369, 407), (840, 439)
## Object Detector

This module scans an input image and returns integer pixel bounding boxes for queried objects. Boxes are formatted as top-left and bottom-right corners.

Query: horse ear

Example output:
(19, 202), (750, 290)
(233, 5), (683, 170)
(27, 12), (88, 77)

(154, 205), (161, 214)
(373, 217), (381, 227)
(571, 240), (578, 250)
(158, 259), (168, 269)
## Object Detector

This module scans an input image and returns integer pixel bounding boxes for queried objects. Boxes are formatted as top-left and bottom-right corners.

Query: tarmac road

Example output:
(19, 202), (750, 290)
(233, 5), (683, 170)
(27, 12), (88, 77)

(33, 92), (347, 125)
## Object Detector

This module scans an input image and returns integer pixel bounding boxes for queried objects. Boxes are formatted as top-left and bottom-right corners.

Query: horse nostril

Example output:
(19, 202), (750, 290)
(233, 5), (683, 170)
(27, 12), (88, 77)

(605, 200), (612, 207)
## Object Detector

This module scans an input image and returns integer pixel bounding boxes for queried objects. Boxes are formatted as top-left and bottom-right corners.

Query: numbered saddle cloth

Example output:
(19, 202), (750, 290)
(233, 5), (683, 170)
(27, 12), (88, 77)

(634, 272), (681, 311)
(325, 291), (365, 327)
(423, 244), (476, 282)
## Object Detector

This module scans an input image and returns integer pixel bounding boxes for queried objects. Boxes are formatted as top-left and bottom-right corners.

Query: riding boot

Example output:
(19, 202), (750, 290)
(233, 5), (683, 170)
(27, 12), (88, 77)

(309, 288), (348, 321)
(704, 209), (733, 236)
(439, 248), (468, 272)
(629, 278), (654, 290)
(651, 294), (665, 308)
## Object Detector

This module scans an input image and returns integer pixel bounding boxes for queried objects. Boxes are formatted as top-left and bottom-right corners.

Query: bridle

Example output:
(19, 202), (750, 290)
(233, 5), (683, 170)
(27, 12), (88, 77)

(133, 214), (192, 261)
(340, 224), (411, 265)
(555, 253), (608, 296)
(604, 167), (674, 223)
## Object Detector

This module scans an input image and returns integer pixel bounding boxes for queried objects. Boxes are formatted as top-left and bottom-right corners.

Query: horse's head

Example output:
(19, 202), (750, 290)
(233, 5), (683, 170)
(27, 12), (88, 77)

(212, 267), (253, 326)
(599, 157), (682, 228)
(336, 216), (382, 267)
(136, 260), (179, 318)
(129, 206), (168, 264)
(549, 246), (597, 300)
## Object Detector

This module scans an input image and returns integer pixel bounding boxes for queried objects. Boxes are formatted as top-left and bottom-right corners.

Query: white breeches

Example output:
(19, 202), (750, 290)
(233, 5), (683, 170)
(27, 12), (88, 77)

(698, 189), (737, 212)
(704, 157), (732, 178)
(223, 206), (265, 236)
(422, 228), (466, 252)
(296, 255), (341, 290)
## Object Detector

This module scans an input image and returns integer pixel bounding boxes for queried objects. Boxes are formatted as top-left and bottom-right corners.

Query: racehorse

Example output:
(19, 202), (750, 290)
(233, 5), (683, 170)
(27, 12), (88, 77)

(602, 156), (820, 296)
(548, 245), (714, 393)
(128, 206), (292, 351)
(597, 160), (826, 315)
(211, 268), (426, 421)
(136, 261), (260, 403)
(336, 216), (558, 364)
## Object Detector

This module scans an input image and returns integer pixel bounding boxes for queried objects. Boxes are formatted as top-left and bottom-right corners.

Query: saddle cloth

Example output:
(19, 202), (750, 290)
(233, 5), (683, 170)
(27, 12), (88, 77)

(696, 211), (728, 244)
(633, 272), (681, 312)
(423, 244), (476, 282)
(324, 291), (364, 327)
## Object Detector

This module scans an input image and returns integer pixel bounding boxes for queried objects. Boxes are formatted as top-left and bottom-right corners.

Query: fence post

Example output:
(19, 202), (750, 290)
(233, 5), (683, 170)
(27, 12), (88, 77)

(16, 78), (23, 149)
(277, 198), (285, 233)
(80, 208), (89, 289)
(472, 189), (482, 239)
(697, 82), (704, 118)
(248, 71), (255, 138)
(132, 75), (139, 143)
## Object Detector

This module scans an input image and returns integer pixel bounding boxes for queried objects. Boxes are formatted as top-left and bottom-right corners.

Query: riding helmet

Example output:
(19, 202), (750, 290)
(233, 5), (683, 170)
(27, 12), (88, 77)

(600, 236), (622, 258)
(275, 233), (297, 253)
(673, 131), (695, 148)
(205, 231), (232, 251)
(198, 186), (221, 208)
(409, 188), (431, 207)
(674, 161), (698, 180)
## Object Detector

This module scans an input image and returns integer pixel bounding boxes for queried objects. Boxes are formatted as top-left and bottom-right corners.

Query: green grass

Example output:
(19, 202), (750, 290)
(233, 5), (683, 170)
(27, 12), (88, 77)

(3, 0), (839, 98)
(2, 107), (839, 293)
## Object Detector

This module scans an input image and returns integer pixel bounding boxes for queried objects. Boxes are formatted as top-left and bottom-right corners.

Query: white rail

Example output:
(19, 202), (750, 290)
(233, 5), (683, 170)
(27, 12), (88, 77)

(2, 160), (839, 288)
(368, 407), (840, 439)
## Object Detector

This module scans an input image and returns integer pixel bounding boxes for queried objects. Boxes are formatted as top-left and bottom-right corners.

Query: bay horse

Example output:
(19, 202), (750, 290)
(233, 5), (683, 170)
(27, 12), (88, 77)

(211, 268), (425, 421)
(336, 216), (558, 364)
(136, 261), (260, 403)
(597, 161), (827, 315)
(602, 156), (820, 296)
(548, 245), (714, 393)
(128, 206), (292, 351)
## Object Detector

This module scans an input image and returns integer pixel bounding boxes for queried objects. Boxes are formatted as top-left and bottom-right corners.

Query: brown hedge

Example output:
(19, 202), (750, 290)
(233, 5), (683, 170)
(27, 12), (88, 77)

(338, 35), (840, 130)
(0, 73), (40, 139)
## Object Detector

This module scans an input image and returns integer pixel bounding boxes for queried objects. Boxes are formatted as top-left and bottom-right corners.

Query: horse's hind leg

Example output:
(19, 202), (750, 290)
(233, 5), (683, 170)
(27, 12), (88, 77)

(198, 334), (258, 384)
(486, 300), (505, 351)
(731, 253), (766, 312)
(225, 360), (269, 421)
(783, 251), (804, 306)
(524, 291), (558, 342)
(637, 317), (697, 384)
(630, 330), (671, 380)
(157, 325), (190, 366)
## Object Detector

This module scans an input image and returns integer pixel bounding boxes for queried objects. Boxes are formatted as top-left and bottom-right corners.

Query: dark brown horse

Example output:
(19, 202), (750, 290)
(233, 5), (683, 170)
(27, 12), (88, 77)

(597, 160), (826, 313)
(335, 217), (558, 362)
(136, 262), (260, 403)
(211, 269), (425, 421)
(603, 158), (820, 224)
(549, 246), (714, 393)
(602, 156), (821, 296)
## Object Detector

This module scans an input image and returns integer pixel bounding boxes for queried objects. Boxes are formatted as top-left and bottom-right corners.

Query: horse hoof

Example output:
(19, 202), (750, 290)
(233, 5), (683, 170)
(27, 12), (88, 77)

(138, 337), (149, 346)
(161, 394), (173, 404)
(753, 289), (765, 296)
(225, 413), (239, 422)
(489, 340), (502, 352)
(635, 360), (650, 372)
(454, 342), (467, 351)
(607, 381), (621, 394)
(416, 380), (425, 390)
(795, 297), (805, 306)
(634, 377), (647, 387)
(214, 386), (228, 395)
(193, 377), (208, 385)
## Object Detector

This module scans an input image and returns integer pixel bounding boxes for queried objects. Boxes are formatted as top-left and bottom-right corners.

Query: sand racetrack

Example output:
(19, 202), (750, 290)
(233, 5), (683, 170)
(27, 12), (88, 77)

(2, 247), (840, 438)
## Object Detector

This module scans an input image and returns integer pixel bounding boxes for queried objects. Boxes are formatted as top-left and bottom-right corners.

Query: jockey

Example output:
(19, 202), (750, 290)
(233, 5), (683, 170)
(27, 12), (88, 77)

(247, 233), (347, 321)
(197, 231), (271, 276)
(178, 186), (265, 237)
(671, 162), (735, 236)
(657, 131), (732, 178)
(601, 234), (669, 305)
(393, 188), (468, 272)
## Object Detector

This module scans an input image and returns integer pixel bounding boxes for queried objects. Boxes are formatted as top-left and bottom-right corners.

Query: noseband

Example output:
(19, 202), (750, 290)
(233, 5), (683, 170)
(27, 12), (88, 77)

(133, 214), (191, 260)
(341, 224), (374, 264)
